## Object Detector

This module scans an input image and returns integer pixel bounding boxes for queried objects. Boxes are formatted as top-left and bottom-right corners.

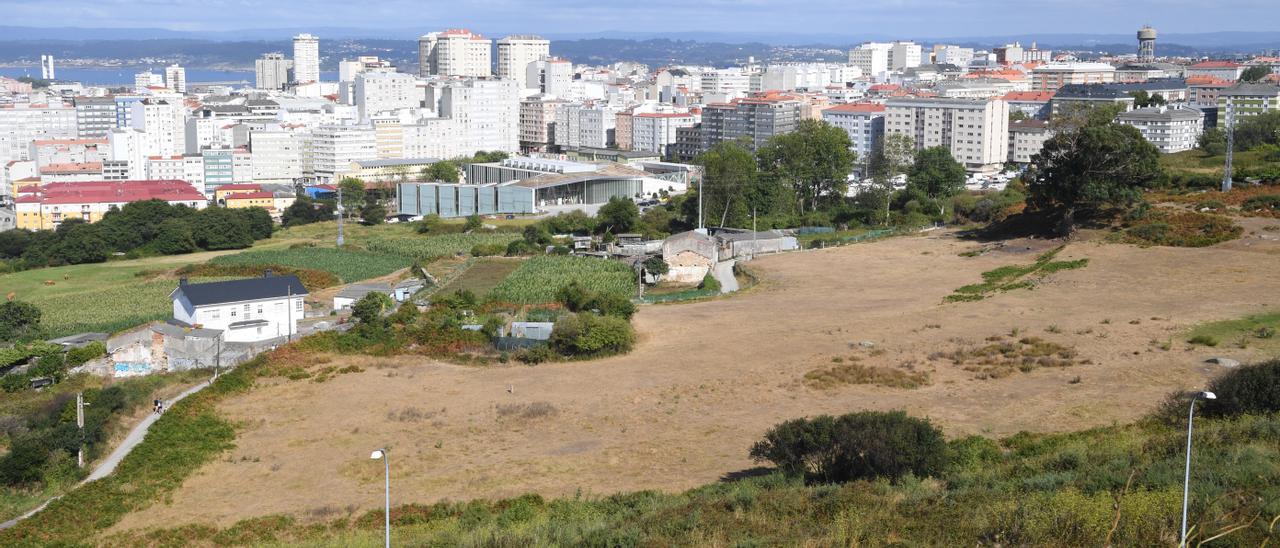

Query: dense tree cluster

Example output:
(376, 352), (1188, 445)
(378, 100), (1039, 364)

(0, 200), (273, 270)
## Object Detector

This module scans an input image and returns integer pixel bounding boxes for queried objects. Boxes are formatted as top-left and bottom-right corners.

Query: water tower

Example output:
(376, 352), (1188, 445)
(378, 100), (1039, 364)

(1137, 26), (1157, 63)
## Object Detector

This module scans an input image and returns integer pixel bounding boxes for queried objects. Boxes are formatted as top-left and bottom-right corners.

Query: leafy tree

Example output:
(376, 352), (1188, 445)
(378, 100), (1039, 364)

(422, 160), (461, 183)
(469, 151), (509, 164)
(643, 255), (670, 276)
(464, 214), (483, 231)
(597, 197), (639, 234)
(282, 196), (335, 227)
(750, 411), (947, 484)
(757, 119), (856, 213)
(907, 146), (967, 215)
(360, 201), (387, 225)
(1198, 127), (1227, 155)
(1130, 90), (1167, 108)
(191, 207), (253, 250)
(867, 133), (916, 225)
(0, 300), (42, 342)
(151, 218), (196, 255)
(1232, 111), (1280, 151)
(1240, 64), (1273, 83)
(1009, 110), (1031, 122)
(351, 292), (394, 324)
(0, 229), (32, 259)
(338, 178), (366, 212)
(53, 220), (108, 264)
(235, 207), (274, 240)
(1027, 120), (1161, 233)
(1050, 102), (1126, 133)
(693, 140), (759, 228)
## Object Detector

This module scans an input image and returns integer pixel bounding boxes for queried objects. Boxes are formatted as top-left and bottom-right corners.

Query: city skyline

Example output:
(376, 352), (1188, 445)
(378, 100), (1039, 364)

(0, 0), (1277, 38)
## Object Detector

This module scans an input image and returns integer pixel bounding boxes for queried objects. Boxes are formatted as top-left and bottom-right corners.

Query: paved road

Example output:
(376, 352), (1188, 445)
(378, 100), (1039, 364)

(713, 260), (738, 293)
(0, 379), (211, 530)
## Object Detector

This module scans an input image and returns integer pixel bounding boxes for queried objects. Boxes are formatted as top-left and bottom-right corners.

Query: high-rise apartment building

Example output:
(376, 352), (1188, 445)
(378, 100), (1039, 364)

(849, 43), (892, 80)
(419, 29), (492, 78)
(884, 97), (1010, 171)
(890, 41), (923, 71)
(699, 94), (802, 152)
(74, 96), (119, 138)
(0, 103), (78, 166)
(519, 95), (565, 152)
(250, 129), (306, 183)
(430, 78), (520, 153)
(134, 71), (164, 92)
(130, 98), (187, 157)
(292, 33), (321, 84)
(821, 103), (886, 160)
(525, 58), (573, 97)
(256, 53), (292, 90)
(497, 35), (550, 81)
(354, 72), (420, 120)
(310, 125), (377, 181)
(40, 54), (55, 80)
(631, 112), (697, 157)
(164, 64), (187, 93)
(554, 103), (616, 149)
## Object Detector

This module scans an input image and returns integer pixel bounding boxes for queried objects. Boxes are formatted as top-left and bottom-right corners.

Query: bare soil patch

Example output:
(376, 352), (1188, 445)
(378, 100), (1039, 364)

(111, 230), (1280, 531)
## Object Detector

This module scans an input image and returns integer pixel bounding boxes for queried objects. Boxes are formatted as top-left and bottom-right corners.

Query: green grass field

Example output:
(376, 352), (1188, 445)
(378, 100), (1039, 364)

(1186, 310), (1280, 351)
(209, 248), (412, 283)
(437, 258), (523, 297)
(489, 255), (637, 304)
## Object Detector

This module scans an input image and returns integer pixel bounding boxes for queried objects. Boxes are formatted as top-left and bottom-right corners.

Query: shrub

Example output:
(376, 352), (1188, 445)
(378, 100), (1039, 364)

(556, 280), (636, 320)
(471, 243), (507, 257)
(351, 292), (394, 325)
(515, 345), (557, 365)
(1202, 359), (1280, 418)
(699, 272), (721, 293)
(66, 341), (107, 366)
(1187, 334), (1219, 347)
(750, 411), (948, 484)
(1241, 194), (1280, 214)
(549, 313), (635, 357)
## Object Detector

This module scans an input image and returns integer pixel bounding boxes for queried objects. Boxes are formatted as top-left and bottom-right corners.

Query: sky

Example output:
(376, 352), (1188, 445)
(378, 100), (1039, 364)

(1, 0), (1277, 37)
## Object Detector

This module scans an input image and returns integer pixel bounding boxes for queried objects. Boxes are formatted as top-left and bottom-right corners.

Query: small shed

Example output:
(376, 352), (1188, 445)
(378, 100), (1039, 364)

(507, 321), (555, 341)
(662, 230), (718, 284)
(712, 228), (800, 260)
(333, 283), (393, 310)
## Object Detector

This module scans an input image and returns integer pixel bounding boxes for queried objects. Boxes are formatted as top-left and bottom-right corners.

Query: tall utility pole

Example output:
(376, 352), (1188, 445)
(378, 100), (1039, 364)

(76, 393), (86, 468)
(697, 175), (704, 232)
(336, 185), (346, 247)
(1221, 103), (1234, 193)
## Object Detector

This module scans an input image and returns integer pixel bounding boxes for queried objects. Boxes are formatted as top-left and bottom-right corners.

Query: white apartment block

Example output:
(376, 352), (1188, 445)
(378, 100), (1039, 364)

(145, 155), (185, 181)
(310, 125), (377, 181)
(519, 95), (565, 150)
(885, 97), (1010, 172)
(497, 35), (550, 81)
(134, 71), (164, 92)
(1116, 106), (1204, 154)
(164, 64), (187, 93)
(419, 29), (492, 78)
(256, 53), (292, 90)
(354, 72), (420, 120)
(130, 99), (186, 157)
(821, 103), (886, 160)
(433, 78), (520, 153)
(760, 64), (833, 91)
(1031, 63), (1117, 91)
(700, 68), (752, 95)
(849, 43), (891, 81)
(555, 103), (616, 149)
(631, 112), (696, 157)
(0, 104), (78, 166)
(932, 45), (975, 67)
(107, 128), (147, 180)
(1007, 120), (1053, 164)
(526, 58), (574, 97)
(402, 117), (464, 159)
(293, 34), (321, 84)
(250, 129), (305, 183)
(371, 112), (408, 159)
(890, 41), (923, 71)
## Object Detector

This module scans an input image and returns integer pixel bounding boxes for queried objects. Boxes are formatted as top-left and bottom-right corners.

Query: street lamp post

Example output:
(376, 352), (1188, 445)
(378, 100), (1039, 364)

(1180, 391), (1216, 547)
(370, 448), (389, 548)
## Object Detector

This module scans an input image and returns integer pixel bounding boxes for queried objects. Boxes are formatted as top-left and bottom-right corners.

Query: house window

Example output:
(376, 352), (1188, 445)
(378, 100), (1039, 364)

(296, 300), (303, 312)
(230, 308), (237, 318)
(257, 305), (264, 315)
(243, 304), (251, 316)
(210, 309), (220, 320)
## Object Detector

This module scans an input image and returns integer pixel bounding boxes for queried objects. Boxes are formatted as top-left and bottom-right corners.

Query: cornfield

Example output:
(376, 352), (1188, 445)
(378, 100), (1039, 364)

(489, 256), (636, 304)
(210, 248), (411, 283)
(30, 277), (237, 339)
(366, 233), (522, 262)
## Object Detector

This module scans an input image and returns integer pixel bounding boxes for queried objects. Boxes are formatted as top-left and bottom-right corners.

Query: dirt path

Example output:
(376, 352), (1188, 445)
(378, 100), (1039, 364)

(112, 231), (1280, 531)
(1, 380), (210, 531)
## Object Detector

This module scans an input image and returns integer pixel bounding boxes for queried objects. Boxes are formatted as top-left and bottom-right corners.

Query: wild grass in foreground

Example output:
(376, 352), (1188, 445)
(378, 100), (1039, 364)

(100, 411), (1280, 547)
(946, 246), (1088, 303)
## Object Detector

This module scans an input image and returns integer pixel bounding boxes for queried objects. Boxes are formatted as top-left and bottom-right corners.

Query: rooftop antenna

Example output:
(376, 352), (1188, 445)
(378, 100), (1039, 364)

(1222, 102), (1234, 192)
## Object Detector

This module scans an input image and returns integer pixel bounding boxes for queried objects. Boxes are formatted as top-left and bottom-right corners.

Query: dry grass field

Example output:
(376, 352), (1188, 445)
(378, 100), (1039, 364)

(111, 226), (1280, 532)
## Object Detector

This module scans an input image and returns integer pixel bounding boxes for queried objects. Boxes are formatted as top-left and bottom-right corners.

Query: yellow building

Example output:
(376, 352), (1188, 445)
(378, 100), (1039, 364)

(223, 191), (276, 210)
(14, 180), (207, 230)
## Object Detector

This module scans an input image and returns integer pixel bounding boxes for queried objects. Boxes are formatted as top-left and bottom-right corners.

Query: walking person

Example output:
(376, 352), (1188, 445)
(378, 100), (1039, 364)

(153, 398), (161, 414)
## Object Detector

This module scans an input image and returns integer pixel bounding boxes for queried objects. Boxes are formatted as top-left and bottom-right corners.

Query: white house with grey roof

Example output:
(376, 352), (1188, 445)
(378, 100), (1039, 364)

(1116, 106), (1204, 153)
(170, 272), (308, 343)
